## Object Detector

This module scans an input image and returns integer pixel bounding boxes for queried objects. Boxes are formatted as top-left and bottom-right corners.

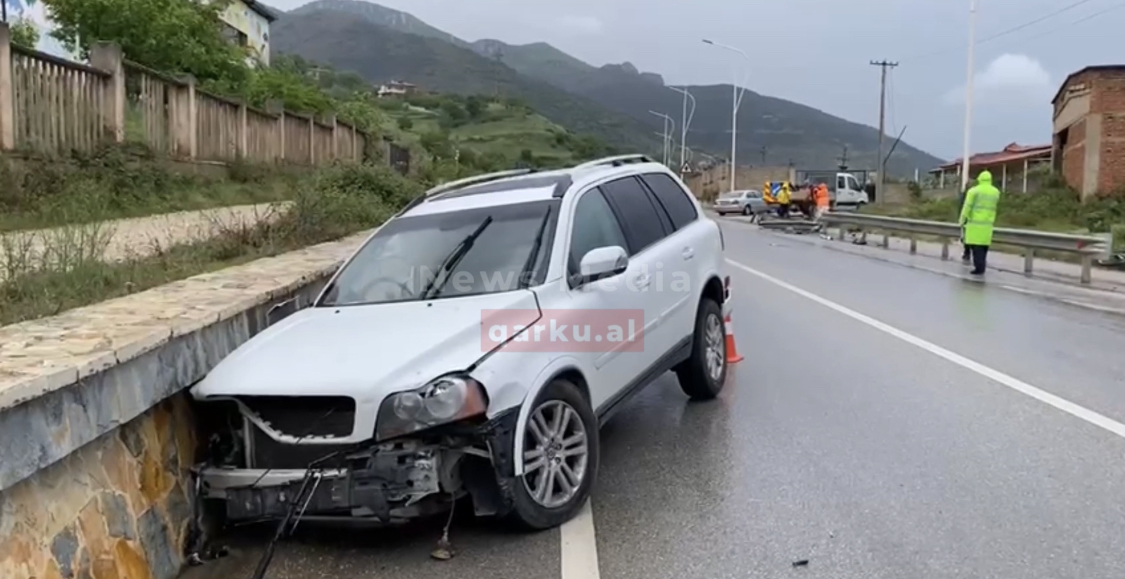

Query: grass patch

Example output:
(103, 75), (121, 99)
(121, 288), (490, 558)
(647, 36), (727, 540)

(0, 163), (420, 326)
(0, 143), (299, 232)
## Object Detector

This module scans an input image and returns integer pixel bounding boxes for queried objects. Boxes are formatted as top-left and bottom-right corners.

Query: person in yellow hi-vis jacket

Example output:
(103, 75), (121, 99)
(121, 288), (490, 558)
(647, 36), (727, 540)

(959, 170), (1002, 275)
(777, 184), (791, 217)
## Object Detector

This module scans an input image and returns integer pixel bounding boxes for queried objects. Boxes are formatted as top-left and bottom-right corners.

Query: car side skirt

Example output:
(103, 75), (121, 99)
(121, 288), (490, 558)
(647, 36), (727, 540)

(594, 335), (693, 426)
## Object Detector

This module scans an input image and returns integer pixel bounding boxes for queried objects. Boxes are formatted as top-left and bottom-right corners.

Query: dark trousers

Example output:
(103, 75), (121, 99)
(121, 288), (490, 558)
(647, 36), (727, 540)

(966, 244), (989, 274)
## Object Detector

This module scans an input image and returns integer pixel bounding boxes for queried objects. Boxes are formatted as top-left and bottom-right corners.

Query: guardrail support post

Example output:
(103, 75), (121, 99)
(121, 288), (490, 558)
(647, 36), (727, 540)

(941, 240), (950, 260)
(909, 236), (917, 254)
(1023, 248), (1035, 275)
(881, 233), (889, 249)
(1080, 256), (1092, 284)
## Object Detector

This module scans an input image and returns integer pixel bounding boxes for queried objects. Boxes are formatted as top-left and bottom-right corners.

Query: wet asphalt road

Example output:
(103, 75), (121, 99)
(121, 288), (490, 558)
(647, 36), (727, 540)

(191, 220), (1125, 579)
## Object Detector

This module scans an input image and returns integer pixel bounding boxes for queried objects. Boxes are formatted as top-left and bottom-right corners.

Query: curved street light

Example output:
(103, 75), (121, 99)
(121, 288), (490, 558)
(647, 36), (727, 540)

(668, 86), (696, 174)
(648, 110), (674, 166)
(702, 39), (751, 192)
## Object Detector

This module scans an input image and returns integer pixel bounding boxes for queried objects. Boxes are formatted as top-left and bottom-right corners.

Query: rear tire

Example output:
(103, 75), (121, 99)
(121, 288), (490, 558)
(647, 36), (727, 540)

(675, 299), (727, 400)
(506, 379), (599, 530)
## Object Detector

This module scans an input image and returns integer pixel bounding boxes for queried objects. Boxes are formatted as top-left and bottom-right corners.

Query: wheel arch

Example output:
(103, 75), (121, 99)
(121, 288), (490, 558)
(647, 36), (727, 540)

(510, 358), (590, 476)
(701, 274), (724, 309)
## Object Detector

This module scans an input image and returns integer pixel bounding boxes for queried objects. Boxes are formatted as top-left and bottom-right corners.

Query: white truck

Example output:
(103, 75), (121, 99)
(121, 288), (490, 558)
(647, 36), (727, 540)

(795, 169), (870, 209)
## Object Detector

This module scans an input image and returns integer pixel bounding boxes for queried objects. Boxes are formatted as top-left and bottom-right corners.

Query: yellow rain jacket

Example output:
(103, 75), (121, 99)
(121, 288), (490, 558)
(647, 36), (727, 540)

(959, 170), (1001, 246)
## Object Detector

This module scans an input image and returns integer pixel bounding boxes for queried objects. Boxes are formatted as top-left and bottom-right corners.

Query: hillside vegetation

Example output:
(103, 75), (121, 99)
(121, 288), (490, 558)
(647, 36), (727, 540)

(278, 54), (614, 170)
(280, 0), (945, 175)
(272, 9), (662, 156)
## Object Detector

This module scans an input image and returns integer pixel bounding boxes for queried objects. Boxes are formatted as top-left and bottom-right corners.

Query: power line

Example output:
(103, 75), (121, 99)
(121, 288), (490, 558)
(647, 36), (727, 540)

(904, 0), (1097, 62)
(1008, 1), (1125, 43)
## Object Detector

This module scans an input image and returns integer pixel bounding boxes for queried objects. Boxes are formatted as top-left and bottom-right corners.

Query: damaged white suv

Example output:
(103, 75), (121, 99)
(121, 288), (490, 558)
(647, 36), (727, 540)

(191, 154), (729, 530)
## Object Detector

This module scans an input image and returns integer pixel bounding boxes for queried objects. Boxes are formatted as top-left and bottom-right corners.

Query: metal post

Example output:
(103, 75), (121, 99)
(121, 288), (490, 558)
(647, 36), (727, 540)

(959, 0), (978, 192)
(648, 110), (673, 167)
(703, 39), (749, 192)
(669, 86), (695, 174)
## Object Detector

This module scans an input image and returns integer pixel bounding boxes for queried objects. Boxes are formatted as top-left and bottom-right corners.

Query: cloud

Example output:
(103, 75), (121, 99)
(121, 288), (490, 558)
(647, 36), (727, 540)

(944, 54), (1054, 105)
(557, 15), (603, 35)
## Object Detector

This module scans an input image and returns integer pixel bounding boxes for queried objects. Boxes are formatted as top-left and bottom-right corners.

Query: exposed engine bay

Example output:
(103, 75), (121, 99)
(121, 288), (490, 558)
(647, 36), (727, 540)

(193, 395), (519, 526)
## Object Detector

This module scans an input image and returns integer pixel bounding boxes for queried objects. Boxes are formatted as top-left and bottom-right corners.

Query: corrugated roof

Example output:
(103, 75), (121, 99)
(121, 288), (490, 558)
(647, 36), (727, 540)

(934, 143), (1051, 171)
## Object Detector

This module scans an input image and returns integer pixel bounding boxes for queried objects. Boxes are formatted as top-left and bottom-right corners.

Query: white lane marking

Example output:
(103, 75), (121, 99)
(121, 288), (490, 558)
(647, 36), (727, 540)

(560, 500), (600, 579)
(726, 258), (1125, 440)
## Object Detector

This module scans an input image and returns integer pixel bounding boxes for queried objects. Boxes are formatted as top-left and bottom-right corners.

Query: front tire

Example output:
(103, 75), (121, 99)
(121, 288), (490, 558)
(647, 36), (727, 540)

(742, 205), (752, 216)
(675, 299), (727, 400)
(506, 379), (599, 530)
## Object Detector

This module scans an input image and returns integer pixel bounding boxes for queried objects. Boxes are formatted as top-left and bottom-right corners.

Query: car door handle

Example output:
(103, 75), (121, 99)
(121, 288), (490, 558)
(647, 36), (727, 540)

(682, 247), (694, 260)
(634, 274), (651, 289)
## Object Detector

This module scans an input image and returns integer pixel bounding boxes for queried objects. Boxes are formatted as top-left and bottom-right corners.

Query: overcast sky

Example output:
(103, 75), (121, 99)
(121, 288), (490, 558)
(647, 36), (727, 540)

(27, 0), (1124, 161)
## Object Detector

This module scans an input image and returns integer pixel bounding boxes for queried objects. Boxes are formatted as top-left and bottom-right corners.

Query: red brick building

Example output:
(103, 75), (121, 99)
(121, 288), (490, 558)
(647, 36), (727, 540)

(1051, 65), (1125, 197)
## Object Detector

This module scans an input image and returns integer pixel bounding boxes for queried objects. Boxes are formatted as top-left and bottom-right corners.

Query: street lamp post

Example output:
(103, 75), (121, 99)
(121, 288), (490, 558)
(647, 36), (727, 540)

(703, 39), (750, 192)
(959, 0), (978, 193)
(649, 110), (674, 166)
(668, 86), (696, 174)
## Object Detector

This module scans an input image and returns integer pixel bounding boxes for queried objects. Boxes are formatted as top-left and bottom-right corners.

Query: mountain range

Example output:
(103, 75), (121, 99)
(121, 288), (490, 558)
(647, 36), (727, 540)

(273, 0), (944, 175)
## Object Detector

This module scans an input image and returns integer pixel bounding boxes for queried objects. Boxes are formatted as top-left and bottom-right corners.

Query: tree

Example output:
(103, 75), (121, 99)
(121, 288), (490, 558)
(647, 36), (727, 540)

(420, 131), (453, 159)
(9, 17), (39, 49)
(41, 0), (249, 86)
(239, 67), (333, 114)
(465, 96), (484, 119)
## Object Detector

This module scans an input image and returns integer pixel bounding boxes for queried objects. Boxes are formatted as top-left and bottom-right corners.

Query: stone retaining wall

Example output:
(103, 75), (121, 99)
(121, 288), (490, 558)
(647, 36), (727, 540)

(0, 231), (370, 579)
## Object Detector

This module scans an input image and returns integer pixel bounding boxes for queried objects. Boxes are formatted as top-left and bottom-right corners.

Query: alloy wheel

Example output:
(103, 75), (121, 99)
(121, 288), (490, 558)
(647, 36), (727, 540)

(522, 400), (589, 508)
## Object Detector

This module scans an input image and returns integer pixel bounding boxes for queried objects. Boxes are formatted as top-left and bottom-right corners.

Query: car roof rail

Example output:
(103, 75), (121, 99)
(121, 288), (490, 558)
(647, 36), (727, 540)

(424, 168), (538, 197)
(572, 154), (657, 170)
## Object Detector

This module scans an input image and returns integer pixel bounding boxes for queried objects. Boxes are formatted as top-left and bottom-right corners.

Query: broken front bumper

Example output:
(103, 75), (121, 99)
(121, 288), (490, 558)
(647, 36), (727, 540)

(196, 407), (522, 524)
(199, 441), (451, 523)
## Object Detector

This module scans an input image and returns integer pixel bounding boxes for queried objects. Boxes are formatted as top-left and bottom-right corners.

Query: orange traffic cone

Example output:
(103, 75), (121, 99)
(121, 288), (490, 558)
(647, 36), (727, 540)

(724, 312), (744, 364)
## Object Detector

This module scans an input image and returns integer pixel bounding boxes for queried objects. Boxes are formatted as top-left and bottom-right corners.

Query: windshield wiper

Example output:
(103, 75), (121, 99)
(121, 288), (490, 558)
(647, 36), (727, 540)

(519, 207), (552, 289)
(420, 215), (493, 300)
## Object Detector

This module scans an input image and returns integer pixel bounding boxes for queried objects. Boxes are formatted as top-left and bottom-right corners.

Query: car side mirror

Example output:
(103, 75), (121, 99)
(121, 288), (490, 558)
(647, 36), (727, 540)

(574, 246), (628, 287)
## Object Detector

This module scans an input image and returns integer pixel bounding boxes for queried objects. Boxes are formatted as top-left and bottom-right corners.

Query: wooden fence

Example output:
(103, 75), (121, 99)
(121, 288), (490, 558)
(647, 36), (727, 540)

(0, 23), (366, 164)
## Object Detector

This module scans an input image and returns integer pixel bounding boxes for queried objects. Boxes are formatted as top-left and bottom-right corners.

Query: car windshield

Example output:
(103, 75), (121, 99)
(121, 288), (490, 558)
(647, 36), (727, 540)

(320, 199), (557, 306)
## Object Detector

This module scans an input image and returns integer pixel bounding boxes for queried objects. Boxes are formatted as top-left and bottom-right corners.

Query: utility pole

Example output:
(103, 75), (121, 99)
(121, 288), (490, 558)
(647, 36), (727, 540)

(870, 60), (898, 200)
(838, 144), (849, 170)
(759, 146), (767, 164)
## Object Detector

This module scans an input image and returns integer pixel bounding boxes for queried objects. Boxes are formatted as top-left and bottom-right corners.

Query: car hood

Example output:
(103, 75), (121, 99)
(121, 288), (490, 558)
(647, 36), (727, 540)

(191, 290), (541, 404)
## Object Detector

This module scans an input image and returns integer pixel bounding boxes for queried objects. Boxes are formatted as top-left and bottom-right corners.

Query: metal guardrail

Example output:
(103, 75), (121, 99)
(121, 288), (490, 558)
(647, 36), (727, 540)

(820, 212), (1114, 284)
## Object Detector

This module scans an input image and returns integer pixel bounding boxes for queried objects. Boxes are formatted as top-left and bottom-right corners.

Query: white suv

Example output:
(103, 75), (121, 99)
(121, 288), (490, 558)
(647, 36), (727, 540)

(191, 154), (730, 531)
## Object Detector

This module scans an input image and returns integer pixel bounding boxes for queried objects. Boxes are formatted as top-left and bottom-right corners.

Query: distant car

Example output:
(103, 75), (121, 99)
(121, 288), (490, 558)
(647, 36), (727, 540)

(713, 190), (767, 216)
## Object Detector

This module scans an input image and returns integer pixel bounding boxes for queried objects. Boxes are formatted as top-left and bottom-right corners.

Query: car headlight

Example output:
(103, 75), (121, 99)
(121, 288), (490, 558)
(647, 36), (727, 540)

(375, 374), (488, 440)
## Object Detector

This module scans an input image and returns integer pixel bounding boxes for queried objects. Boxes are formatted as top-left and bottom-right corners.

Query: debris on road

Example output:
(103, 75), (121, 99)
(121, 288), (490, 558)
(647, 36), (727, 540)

(792, 559), (810, 567)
